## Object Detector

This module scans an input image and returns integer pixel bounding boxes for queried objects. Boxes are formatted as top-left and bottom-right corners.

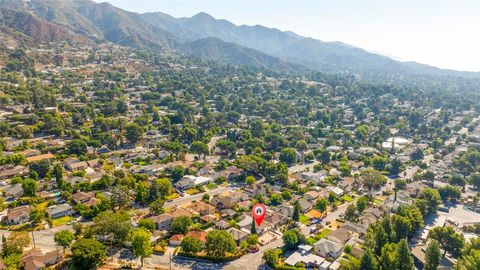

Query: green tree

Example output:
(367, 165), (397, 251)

(2, 231), (30, 256)
(392, 215), (413, 241)
(149, 198), (165, 215)
(328, 192), (337, 205)
(246, 234), (259, 246)
(125, 123), (144, 144)
(292, 200), (301, 221)
(29, 208), (46, 226)
(438, 185), (461, 202)
(135, 181), (149, 204)
(93, 210), (132, 245)
(419, 188), (442, 214)
(397, 239), (414, 270)
(215, 140), (237, 158)
(251, 218), (257, 234)
(190, 141), (209, 159)
(357, 196), (369, 213)
(282, 229), (305, 250)
(469, 173), (480, 189)
(148, 178), (172, 202)
(205, 230), (236, 260)
(410, 148), (424, 161)
(380, 243), (398, 270)
(22, 179), (38, 197)
(454, 237), (480, 270)
(132, 228), (153, 268)
(429, 226), (465, 257)
(425, 240), (441, 270)
(110, 185), (130, 210)
(345, 204), (357, 221)
(171, 216), (192, 234)
(245, 176), (256, 185)
(180, 236), (202, 255)
(138, 219), (156, 232)
(316, 198), (328, 214)
(28, 159), (50, 179)
(279, 148), (297, 164)
(54, 230), (75, 254)
(54, 164), (64, 189)
(263, 249), (279, 267)
(67, 139), (88, 155)
(360, 169), (387, 198)
(355, 125), (368, 140)
(359, 249), (378, 270)
(71, 238), (106, 270)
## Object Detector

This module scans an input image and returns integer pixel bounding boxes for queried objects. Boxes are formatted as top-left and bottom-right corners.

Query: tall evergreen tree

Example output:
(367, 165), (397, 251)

(397, 239), (415, 270)
(292, 200), (301, 221)
(425, 240), (441, 270)
(54, 163), (64, 189)
(250, 219), (257, 234)
(359, 249), (378, 270)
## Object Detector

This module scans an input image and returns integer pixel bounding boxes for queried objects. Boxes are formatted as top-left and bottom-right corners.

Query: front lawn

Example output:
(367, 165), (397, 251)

(52, 216), (73, 227)
(36, 202), (49, 210)
(307, 229), (331, 245)
(299, 215), (310, 225)
(165, 193), (180, 200)
(373, 198), (384, 205)
(186, 188), (200, 195)
(206, 183), (218, 189)
(340, 195), (354, 202)
(317, 228), (331, 239)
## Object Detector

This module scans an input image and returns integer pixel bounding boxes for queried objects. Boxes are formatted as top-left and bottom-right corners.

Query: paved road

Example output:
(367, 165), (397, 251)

(223, 239), (283, 270)
(323, 200), (352, 224)
(0, 224), (73, 250)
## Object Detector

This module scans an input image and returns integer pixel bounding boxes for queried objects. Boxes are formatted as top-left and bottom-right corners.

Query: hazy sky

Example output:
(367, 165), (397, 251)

(99, 0), (480, 72)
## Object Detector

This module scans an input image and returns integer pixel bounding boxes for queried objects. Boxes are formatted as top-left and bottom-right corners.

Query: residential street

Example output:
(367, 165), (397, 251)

(223, 239), (283, 270)
(0, 224), (73, 251)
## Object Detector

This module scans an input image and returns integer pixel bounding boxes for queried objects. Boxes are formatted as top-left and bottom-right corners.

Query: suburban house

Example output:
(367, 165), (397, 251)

(327, 228), (352, 244)
(3, 184), (24, 198)
(227, 227), (249, 242)
(314, 238), (343, 259)
(285, 245), (326, 268)
(169, 234), (184, 246)
(5, 205), (33, 225)
(185, 230), (207, 244)
(150, 213), (174, 230)
(175, 175), (212, 190)
(22, 249), (62, 270)
(0, 165), (29, 180)
(211, 191), (249, 209)
(25, 153), (55, 164)
(63, 158), (88, 171)
(185, 201), (215, 216)
(72, 191), (95, 205)
(46, 204), (73, 219)
(298, 199), (313, 213)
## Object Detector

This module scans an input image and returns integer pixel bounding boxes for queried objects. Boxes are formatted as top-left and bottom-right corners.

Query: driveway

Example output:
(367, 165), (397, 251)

(223, 238), (283, 270)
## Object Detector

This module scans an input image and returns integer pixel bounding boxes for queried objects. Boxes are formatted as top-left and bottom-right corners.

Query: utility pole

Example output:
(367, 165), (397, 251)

(31, 223), (36, 248)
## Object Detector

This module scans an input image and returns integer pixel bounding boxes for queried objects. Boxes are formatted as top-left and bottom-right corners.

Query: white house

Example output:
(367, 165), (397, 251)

(314, 239), (343, 259)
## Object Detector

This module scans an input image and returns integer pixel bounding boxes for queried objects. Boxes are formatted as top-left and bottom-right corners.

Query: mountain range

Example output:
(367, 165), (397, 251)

(0, 0), (478, 77)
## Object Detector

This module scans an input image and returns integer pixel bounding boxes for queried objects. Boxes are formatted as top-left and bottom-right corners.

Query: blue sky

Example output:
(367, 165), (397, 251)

(99, 0), (480, 72)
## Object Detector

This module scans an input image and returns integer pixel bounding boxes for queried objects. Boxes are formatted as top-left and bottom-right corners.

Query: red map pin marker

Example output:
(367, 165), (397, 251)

(252, 203), (267, 226)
